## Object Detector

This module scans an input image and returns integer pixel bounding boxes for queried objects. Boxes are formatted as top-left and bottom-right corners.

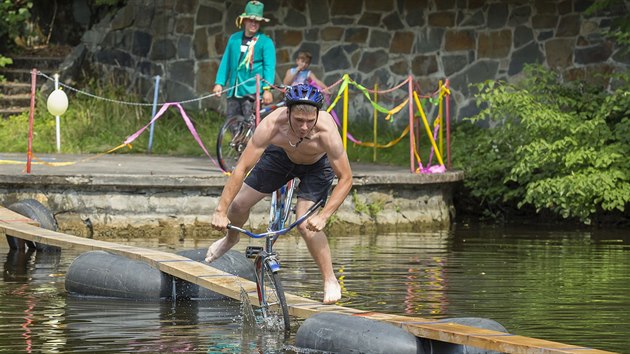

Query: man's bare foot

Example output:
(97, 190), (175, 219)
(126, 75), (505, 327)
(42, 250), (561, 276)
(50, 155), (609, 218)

(205, 237), (234, 263)
(323, 279), (342, 304)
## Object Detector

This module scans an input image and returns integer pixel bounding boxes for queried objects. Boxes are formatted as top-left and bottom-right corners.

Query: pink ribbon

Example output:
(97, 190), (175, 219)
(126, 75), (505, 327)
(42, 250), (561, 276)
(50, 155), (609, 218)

(123, 102), (225, 172)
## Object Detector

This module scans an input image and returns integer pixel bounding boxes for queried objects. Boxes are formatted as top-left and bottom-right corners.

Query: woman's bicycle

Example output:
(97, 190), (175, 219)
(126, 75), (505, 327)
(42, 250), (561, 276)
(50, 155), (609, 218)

(216, 99), (286, 172)
(227, 178), (323, 331)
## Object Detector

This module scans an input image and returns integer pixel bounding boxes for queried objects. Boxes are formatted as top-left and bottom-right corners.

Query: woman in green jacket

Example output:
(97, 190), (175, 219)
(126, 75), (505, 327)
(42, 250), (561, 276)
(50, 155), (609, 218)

(213, 1), (276, 120)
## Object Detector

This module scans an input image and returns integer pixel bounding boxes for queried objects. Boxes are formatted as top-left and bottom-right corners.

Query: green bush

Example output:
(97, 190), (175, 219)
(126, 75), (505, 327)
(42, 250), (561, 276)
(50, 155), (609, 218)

(453, 65), (630, 224)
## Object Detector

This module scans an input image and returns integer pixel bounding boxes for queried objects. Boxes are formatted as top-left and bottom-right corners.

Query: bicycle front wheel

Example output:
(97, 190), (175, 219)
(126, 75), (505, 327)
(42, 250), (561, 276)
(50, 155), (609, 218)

(216, 116), (251, 172)
(256, 257), (290, 331)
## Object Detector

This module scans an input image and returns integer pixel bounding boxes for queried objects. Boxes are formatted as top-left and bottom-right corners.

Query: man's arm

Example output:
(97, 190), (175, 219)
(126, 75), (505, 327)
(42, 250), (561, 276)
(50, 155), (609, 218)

(212, 114), (276, 228)
(261, 35), (276, 104)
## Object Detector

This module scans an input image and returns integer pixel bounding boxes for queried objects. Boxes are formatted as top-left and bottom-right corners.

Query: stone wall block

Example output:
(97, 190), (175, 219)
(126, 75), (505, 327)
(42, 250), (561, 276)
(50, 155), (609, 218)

(428, 11), (456, 27)
(436, 0), (456, 10)
(532, 14), (559, 29)
(175, 0), (197, 14)
(168, 59), (195, 85)
(477, 30), (512, 58)
(545, 38), (574, 68)
(508, 5), (531, 26)
(275, 30), (304, 47)
(175, 16), (194, 34)
(369, 29), (391, 48)
(358, 50), (389, 73)
(344, 28), (370, 44)
(150, 38), (178, 62)
(358, 12), (382, 26)
(557, 14), (580, 37)
(487, 3), (509, 29)
(196, 4), (223, 26)
(574, 42), (613, 64)
(411, 54), (439, 76)
(459, 9), (484, 27)
(444, 30), (475, 51)
(285, 8), (308, 27)
(390, 31), (415, 54)
(308, 0), (330, 25)
(514, 26), (534, 48)
(509, 42), (544, 75)
(404, 4), (426, 27)
(416, 28), (445, 53)
(321, 27), (344, 41)
(366, 0), (395, 12)
(193, 28), (208, 60)
(535, 0), (557, 14)
(331, 0), (363, 16)
(383, 12), (405, 30)
(322, 46), (351, 72)
(111, 5), (135, 30)
(132, 31), (152, 57)
(442, 54), (468, 76)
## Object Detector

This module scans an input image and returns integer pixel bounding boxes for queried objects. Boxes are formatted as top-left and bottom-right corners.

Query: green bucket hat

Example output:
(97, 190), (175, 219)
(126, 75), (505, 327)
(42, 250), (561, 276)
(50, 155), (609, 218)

(237, 1), (270, 23)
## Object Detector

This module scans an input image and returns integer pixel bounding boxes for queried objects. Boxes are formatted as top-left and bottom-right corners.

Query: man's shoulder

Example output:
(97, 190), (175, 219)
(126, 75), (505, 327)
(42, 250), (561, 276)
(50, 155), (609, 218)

(257, 32), (274, 44)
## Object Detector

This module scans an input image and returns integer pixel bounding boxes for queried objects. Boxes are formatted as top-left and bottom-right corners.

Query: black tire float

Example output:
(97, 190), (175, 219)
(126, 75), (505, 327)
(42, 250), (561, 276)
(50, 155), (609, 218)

(6, 199), (60, 252)
(295, 312), (508, 354)
(65, 249), (255, 300)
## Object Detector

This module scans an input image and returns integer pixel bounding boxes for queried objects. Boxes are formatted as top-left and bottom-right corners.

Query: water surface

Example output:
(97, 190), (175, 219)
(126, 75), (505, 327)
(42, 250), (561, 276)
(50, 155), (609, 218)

(1, 224), (628, 353)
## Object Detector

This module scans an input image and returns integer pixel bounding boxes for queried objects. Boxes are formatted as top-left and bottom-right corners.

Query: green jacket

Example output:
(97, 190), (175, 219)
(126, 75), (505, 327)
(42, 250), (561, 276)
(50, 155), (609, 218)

(215, 31), (276, 98)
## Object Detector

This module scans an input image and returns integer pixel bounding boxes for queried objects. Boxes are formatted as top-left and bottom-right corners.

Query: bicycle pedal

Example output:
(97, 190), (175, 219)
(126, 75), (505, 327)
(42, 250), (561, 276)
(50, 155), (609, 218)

(246, 246), (263, 258)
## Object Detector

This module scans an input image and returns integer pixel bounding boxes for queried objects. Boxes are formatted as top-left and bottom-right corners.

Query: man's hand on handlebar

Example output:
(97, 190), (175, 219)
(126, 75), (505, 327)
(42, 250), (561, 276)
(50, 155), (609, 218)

(211, 211), (230, 231)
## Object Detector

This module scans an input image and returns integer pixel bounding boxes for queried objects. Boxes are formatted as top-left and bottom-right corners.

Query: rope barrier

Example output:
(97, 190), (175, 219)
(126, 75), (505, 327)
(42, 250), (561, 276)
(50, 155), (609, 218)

(23, 70), (452, 175)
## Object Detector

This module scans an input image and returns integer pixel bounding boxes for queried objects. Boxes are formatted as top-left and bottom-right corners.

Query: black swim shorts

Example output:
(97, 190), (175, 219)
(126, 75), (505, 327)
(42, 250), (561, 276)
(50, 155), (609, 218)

(244, 145), (334, 202)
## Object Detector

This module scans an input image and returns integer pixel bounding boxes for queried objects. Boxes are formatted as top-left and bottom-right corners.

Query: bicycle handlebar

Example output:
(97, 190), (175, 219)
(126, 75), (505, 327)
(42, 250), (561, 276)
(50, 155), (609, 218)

(227, 198), (323, 239)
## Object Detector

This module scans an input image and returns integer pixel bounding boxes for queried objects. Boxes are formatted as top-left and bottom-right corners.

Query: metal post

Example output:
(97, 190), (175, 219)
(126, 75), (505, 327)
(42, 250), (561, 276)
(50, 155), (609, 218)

(255, 74), (261, 126)
(27, 69), (37, 174)
(408, 76), (415, 173)
(148, 75), (161, 153)
(54, 74), (61, 152)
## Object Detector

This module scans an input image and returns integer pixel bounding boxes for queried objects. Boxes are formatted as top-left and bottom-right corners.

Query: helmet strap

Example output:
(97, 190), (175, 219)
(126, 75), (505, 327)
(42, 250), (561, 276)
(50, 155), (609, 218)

(287, 106), (317, 148)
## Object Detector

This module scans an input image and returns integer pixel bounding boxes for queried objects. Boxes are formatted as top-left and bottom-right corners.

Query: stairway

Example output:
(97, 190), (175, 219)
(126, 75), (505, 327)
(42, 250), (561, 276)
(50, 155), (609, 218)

(0, 46), (71, 118)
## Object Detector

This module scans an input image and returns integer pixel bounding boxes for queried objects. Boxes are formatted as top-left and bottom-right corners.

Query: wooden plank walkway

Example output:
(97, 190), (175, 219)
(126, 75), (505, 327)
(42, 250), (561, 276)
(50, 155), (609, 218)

(0, 206), (616, 354)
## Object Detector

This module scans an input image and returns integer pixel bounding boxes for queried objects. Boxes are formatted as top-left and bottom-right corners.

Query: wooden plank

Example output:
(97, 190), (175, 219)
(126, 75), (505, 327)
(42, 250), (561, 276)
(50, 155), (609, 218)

(0, 206), (39, 226)
(0, 207), (616, 354)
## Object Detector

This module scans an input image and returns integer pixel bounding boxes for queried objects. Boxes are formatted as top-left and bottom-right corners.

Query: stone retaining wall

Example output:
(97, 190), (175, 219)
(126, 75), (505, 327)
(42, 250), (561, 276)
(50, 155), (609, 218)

(0, 171), (462, 240)
(61, 0), (629, 122)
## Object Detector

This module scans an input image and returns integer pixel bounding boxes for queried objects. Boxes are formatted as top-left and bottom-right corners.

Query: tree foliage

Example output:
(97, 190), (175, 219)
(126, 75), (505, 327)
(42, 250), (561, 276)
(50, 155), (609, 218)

(453, 65), (630, 224)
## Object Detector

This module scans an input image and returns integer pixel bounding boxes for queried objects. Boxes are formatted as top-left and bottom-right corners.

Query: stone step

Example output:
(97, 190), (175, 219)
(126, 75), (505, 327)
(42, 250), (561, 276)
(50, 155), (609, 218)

(0, 68), (40, 83)
(0, 81), (32, 95)
(0, 106), (28, 118)
(9, 56), (65, 70)
(0, 93), (31, 107)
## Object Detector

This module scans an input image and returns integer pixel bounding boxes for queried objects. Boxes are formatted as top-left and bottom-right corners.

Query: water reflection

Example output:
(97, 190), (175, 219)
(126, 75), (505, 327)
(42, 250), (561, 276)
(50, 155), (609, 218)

(0, 225), (628, 353)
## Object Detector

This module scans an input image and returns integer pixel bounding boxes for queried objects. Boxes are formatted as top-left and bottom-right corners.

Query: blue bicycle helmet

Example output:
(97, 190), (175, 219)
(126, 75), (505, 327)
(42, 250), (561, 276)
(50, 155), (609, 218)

(284, 84), (324, 110)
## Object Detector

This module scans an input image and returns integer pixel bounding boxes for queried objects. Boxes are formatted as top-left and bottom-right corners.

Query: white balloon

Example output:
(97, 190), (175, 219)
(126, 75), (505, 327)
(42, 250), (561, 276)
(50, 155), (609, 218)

(47, 89), (68, 116)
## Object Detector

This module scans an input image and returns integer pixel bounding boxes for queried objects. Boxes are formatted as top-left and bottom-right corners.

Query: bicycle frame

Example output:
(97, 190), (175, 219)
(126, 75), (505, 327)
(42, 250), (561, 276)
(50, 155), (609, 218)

(226, 179), (323, 331)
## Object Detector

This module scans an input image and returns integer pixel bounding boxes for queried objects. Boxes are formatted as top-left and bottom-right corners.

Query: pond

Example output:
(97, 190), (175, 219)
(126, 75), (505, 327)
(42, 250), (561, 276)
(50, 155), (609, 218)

(1, 223), (628, 353)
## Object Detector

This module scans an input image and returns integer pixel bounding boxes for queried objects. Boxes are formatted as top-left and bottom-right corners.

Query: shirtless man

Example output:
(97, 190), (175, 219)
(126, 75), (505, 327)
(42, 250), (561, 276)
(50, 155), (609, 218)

(205, 84), (352, 304)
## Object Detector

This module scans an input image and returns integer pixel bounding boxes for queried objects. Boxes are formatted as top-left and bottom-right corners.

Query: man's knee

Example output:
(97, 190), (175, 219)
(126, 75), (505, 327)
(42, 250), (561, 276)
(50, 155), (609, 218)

(227, 198), (251, 219)
(297, 223), (315, 238)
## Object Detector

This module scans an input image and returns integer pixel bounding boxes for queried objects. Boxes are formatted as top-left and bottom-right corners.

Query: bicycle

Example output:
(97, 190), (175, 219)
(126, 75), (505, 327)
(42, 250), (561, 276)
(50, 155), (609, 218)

(216, 98), (286, 172)
(226, 178), (323, 332)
